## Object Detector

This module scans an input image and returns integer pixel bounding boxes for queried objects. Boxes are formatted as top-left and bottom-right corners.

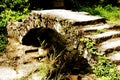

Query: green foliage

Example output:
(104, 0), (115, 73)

(36, 53), (65, 80)
(38, 62), (54, 79)
(80, 38), (99, 55)
(0, 33), (7, 53)
(0, 0), (29, 28)
(80, 38), (120, 80)
(93, 56), (120, 80)
(0, 8), (29, 27)
(80, 5), (120, 23)
(0, 0), (29, 12)
(0, 8), (29, 53)
(96, 29), (106, 34)
(72, 0), (117, 10)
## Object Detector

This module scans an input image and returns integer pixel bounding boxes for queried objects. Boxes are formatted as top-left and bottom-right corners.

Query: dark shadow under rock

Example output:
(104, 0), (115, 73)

(22, 27), (66, 54)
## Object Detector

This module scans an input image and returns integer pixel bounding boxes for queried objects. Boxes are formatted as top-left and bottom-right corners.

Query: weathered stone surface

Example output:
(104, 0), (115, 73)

(108, 51), (120, 63)
(0, 66), (17, 80)
(85, 30), (120, 44)
(97, 38), (120, 55)
(0, 61), (42, 80)
(81, 24), (112, 32)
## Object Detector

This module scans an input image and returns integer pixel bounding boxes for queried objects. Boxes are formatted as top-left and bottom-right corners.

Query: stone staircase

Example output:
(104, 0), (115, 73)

(80, 22), (120, 69)
(4, 9), (120, 79)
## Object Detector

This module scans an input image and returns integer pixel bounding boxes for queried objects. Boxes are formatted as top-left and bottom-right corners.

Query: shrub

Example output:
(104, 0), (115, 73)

(93, 56), (120, 80)
(80, 5), (120, 23)
(0, 0), (30, 53)
(0, 0), (29, 12)
(0, 8), (29, 53)
(0, 8), (29, 27)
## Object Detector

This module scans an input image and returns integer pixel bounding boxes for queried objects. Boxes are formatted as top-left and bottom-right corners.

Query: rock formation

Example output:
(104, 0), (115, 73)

(4, 9), (120, 79)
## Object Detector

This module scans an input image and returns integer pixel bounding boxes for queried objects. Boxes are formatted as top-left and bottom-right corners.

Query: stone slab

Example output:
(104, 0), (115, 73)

(98, 38), (120, 54)
(32, 9), (105, 25)
(81, 24), (112, 32)
(108, 51), (120, 63)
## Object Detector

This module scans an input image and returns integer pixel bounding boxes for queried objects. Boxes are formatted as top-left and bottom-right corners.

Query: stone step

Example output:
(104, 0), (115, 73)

(32, 9), (106, 26)
(116, 65), (120, 71)
(85, 30), (120, 44)
(97, 38), (120, 55)
(80, 24), (112, 33)
(81, 24), (120, 33)
(107, 51), (120, 64)
(109, 24), (120, 30)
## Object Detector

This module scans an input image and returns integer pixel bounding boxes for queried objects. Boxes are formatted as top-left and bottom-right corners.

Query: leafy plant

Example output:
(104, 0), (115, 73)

(0, 8), (29, 53)
(80, 38), (120, 80)
(0, 0), (30, 53)
(80, 5), (120, 23)
(80, 38), (99, 55)
(0, 0), (29, 12)
(93, 56), (120, 80)
(0, 8), (29, 27)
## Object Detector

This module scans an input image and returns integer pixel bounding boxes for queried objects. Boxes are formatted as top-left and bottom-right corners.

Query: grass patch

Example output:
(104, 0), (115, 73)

(93, 56), (120, 80)
(80, 5), (120, 24)
(33, 53), (66, 80)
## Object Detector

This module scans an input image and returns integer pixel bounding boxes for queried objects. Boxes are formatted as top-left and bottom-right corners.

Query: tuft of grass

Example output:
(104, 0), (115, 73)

(35, 52), (65, 80)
